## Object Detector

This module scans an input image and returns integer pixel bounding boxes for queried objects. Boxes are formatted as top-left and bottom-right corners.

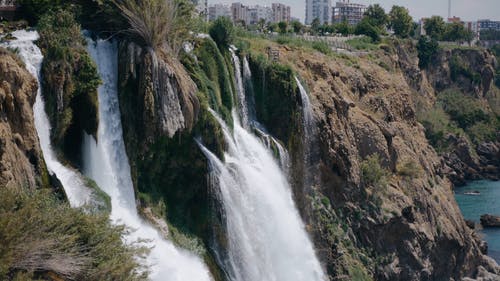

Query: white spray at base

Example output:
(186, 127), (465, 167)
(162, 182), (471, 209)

(197, 52), (325, 281)
(3, 30), (91, 207)
(82, 38), (211, 281)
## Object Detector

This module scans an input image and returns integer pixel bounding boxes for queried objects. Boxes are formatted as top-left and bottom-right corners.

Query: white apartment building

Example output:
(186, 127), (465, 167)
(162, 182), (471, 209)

(272, 3), (291, 23)
(306, 0), (331, 25)
(247, 5), (273, 25)
(208, 4), (231, 21)
(209, 2), (290, 25)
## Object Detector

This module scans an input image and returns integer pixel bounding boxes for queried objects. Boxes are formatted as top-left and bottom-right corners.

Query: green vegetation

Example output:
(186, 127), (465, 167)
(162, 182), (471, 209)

(311, 193), (374, 281)
(416, 36), (439, 68)
(449, 54), (481, 85)
(248, 54), (302, 145)
(419, 89), (498, 151)
(396, 160), (422, 178)
(84, 177), (111, 214)
(423, 16), (473, 42)
(360, 154), (388, 189)
(355, 18), (381, 43)
(37, 9), (100, 166)
(418, 105), (463, 152)
(209, 17), (234, 48)
(437, 90), (498, 144)
(112, 0), (193, 54)
(491, 45), (500, 89)
(388, 6), (412, 38)
(363, 4), (388, 30)
(346, 36), (379, 51)
(0, 187), (146, 281)
(17, 0), (64, 24)
(423, 16), (446, 40)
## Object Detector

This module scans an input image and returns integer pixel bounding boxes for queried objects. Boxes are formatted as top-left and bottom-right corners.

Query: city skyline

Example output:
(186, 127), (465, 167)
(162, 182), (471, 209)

(207, 0), (500, 23)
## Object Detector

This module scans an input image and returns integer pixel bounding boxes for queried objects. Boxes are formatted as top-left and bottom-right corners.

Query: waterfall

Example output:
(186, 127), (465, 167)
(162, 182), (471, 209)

(82, 38), (211, 281)
(229, 47), (249, 129)
(242, 56), (257, 123)
(197, 53), (325, 281)
(3, 30), (91, 207)
(295, 76), (317, 188)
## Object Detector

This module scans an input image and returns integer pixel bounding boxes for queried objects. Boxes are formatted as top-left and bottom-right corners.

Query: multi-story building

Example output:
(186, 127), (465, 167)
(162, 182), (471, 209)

(247, 5), (273, 25)
(231, 2), (248, 23)
(208, 4), (231, 21)
(332, 0), (366, 25)
(209, 2), (289, 25)
(478, 19), (500, 31)
(272, 3), (291, 23)
(306, 0), (331, 25)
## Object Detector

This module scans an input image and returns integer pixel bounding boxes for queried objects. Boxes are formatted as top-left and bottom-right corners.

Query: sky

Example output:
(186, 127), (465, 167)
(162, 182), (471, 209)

(209, 0), (500, 23)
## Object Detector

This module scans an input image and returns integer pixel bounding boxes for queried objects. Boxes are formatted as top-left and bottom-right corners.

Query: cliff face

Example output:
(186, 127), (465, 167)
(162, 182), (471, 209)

(245, 39), (499, 280)
(394, 42), (500, 185)
(118, 41), (199, 156)
(0, 48), (48, 189)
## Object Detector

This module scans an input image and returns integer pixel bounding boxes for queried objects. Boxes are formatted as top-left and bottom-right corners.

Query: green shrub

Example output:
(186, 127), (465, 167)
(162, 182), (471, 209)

(418, 105), (462, 152)
(449, 55), (481, 85)
(397, 160), (422, 178)
(209, 17), (234, 48)
(438, 90), (491, 129)
(37, 9), (100, 164)
(346, 36), (378, 51)
(417, 36), (439, 69)
(311, 41), (332, 55)
(17, 0), (63, 24)
(0, 187), (146, 280)
(354, 18), (381, 43)
(360, 154), (388, 189)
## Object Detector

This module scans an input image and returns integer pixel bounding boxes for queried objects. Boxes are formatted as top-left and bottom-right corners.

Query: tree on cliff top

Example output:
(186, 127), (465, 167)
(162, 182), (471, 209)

(424, 16), (446, 40)
(389, 5), (412, 38)
(364, 4), (388, 30)
(209, 17), (234, 48)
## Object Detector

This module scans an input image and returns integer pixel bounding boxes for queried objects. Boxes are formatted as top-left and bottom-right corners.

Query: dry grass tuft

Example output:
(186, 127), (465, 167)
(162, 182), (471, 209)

(112, 0), (190, 54)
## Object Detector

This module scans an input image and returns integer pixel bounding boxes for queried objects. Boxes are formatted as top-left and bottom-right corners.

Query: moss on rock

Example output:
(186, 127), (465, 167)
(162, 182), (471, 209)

(37, 9), (100, 167)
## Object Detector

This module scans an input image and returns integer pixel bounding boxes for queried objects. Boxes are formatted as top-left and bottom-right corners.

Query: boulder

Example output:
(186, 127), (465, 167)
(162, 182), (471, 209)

(480, 214), (500, 227)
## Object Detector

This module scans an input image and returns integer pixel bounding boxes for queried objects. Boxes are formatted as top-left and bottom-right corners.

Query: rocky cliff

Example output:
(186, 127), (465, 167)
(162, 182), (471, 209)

(393, 42), (499, 185)
(244, 39), (499, 280)
(112, 28), (499, 280)
(0, 48), (48, 189)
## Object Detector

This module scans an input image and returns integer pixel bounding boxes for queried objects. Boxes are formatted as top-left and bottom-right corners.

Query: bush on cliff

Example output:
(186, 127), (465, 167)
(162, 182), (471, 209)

(0, 187), (147, 281)
(209, 17), (234, 48)
(437, 90), (498, 144)
(417, 36), (439, 69)
(37, 9), (100, 165)
(112, 0), (193, 54)
(361, 154), (388, 189)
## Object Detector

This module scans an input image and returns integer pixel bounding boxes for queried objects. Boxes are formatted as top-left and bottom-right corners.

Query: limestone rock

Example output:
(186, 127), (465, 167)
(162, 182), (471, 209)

(0, 48), (47, 189)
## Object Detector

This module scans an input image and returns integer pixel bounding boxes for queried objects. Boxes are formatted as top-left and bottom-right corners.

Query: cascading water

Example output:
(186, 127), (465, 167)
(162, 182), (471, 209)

(295, 76), (315, 158)
(198, 53), (325, 281)
(3, 30), (91, 207)
(230, 47), (249, 129)
(295, 76), (317, 187)
(82, 37), (211, 281)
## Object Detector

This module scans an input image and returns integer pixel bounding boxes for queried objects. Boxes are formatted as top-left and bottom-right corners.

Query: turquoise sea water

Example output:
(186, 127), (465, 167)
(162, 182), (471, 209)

(455, 180), (500, 262)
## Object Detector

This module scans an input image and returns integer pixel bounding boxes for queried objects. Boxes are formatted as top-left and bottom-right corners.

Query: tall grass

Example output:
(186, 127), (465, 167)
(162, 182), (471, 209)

(0, 187), (147, 280)
(112, 0), (189, 53)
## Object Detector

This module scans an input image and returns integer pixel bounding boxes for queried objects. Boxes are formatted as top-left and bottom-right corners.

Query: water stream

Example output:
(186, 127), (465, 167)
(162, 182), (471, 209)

(82, 37), (211, 281)
(4, 30), (92, 207)
(197, 53), (325, 281)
